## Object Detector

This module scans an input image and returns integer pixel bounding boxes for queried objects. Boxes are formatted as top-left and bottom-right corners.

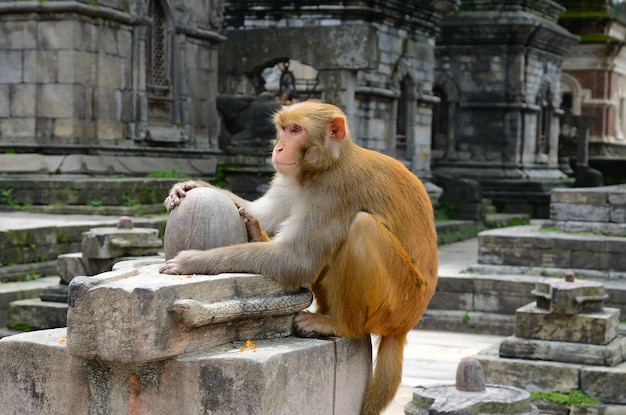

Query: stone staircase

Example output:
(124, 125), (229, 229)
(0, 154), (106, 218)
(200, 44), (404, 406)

(420, 185), (626, 337)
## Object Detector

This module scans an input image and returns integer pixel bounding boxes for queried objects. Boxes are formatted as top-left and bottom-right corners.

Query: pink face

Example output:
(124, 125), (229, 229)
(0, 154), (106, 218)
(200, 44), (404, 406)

(272, 121), (308, 177)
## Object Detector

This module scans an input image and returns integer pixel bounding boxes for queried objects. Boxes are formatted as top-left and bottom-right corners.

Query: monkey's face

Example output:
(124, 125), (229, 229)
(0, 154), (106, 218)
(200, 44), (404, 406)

(272, 121), (309, 177)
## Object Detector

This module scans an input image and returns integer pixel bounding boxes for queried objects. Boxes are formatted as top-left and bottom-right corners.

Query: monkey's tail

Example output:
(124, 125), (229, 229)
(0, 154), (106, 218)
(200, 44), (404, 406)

(360, 334), (405, 415)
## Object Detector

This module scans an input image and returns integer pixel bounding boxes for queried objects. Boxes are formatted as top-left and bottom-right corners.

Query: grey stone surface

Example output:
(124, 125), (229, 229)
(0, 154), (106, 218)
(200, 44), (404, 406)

(477, 349), (582, 393)
(81, 226), (161, 259)
(67, 259), (313, 363)
(0, 328), (370, 415)
(406, 383), (537, 415)
(532, 278), (607, 315)
(7, 298), (68, 330)
(581, 363), (626, 404)
(514, 303), (619, 345)
(499, 335), (626, 367)
(0, 277), (60, 327)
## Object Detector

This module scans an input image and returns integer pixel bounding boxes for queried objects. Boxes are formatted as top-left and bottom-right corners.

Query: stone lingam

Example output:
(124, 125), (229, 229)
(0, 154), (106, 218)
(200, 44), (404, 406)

(405, 356), (538, 414)
(0, 187), (372, 414)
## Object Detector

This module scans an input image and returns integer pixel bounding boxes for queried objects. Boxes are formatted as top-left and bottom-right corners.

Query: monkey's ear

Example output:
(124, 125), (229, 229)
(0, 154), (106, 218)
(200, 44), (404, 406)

(329, 117), (347, 142)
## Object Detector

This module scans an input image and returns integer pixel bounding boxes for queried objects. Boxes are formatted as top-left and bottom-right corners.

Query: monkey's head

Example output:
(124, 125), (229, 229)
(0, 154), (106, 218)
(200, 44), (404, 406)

(272, 101), (351, 181)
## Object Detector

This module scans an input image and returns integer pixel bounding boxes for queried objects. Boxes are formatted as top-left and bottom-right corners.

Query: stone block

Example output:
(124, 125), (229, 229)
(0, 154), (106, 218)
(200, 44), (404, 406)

(57, 50), (95, 84)
(37, 84), (75, 118)
(8, 298), (68, 330)
(10, 83), (36, 117)
(23, 50), (58, 83)
(67, 259), (313, 363)
(499, 335), (626, 367)
(0, 50), (23, 83)
(477, 353), (581, 393)
(550, 188), (608, 205)
(0, 85), (9, 117)
(56, 252), (120, 283)
(81, 226), (161, 259)
(514, 303), (619, 345)
(550, 203), (610, 222)
(37, 20), (78, 49)
(581, 363), (626, 404)
(0, 21), (37, 49)
(0, 328), (90, 415)
(610, 205), (626, 223)
(0, 277), (60, 328)
(0, 329), (370, 415)
(428, 291), (474, 311)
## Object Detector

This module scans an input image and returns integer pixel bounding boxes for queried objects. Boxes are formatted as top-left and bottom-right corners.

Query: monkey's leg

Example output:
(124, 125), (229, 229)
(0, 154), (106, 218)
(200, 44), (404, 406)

(298, 211), (430, 339)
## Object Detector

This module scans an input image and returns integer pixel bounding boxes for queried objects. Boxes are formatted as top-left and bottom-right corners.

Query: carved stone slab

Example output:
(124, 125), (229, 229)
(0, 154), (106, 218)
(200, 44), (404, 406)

(532, 277), (607, 315)
(66, 258), (312, 363)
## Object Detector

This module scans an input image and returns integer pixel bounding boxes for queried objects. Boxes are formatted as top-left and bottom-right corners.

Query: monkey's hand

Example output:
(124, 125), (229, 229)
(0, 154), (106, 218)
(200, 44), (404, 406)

(163, 181), (201, 211)
(159, 250), (206, 275)
(238, 207), (270, 242)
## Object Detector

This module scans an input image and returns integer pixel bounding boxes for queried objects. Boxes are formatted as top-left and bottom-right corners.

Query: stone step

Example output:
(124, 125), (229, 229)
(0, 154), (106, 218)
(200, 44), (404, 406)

(0, 277), (60, 330)
(0, 176), (184, 213)
(478, 224), (626, 274)
(0, 212), (166, 280)
(7, 299), (68, 331)
(425, 273), (626, 332)
(436, 213), (529, 245)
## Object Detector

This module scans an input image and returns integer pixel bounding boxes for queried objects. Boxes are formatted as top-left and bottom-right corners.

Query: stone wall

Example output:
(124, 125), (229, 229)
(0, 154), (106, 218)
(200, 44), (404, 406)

(0, 0), (224, 176)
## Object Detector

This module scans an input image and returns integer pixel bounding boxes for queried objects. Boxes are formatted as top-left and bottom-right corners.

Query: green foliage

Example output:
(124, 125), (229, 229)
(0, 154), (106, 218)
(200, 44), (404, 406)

(122, 195), (139, 207)
(90, 199), (104, 207)
(146, 167), (188, 179)
(1, 188), (18, 206)
(211, 166), (227, 188)
(8, 324), (36, 332)
(530, 390), (601, 408)
(24, 272), (42, 281)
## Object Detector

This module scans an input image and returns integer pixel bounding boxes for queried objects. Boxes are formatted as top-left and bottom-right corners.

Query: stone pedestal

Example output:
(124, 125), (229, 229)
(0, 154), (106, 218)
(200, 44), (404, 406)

(0, 328), (371, 415)
(0, 256), (373, 413)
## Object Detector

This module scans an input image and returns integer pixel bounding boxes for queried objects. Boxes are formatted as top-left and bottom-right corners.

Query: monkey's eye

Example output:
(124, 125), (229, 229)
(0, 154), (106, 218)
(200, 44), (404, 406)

(290, 125), (302, 133)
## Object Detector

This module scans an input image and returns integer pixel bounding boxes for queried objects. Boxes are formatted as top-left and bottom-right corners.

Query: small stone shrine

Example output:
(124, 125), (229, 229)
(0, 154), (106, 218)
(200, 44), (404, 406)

(405, 356), (538, 415)
(433, 0), (579, 217)
(476, 275), (626, 411)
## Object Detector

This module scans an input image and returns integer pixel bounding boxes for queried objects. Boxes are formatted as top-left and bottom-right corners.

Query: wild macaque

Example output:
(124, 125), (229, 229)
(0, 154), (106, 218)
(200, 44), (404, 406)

(161, 101), (438, 415)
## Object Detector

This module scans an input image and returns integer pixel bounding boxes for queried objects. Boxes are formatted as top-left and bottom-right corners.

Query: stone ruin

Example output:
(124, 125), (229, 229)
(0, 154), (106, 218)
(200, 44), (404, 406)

(476, 275), (626, 412)
(0, 187), (372, 414)
(470, 184), (626, 412)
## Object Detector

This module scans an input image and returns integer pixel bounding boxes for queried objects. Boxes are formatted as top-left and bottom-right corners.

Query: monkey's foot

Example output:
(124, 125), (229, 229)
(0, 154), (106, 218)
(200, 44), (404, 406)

(293, 311), (339, 338)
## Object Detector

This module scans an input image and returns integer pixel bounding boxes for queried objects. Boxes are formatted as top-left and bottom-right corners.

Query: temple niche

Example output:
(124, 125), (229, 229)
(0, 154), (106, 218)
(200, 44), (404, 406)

(0, 0), (224, 176)
(217, 0), (459, 195)
(433, 0), (579, 217)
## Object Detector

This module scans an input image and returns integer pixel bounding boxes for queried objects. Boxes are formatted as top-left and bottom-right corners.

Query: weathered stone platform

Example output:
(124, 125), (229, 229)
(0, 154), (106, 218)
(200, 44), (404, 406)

(0, 328), (370, 415)
(0, 255), (373, 413)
